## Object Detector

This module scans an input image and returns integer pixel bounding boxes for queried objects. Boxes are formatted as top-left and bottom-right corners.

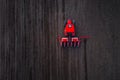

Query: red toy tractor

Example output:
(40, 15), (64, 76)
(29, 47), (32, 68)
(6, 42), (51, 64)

(57, 19), (90, 47)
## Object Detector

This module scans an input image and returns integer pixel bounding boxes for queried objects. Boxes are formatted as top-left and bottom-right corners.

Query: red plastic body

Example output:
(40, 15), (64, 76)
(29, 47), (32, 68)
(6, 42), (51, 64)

(64, 20), (75, 36)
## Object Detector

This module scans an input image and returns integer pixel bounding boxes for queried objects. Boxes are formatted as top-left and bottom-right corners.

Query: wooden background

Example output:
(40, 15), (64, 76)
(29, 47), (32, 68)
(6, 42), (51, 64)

(0, 0), (120, 80)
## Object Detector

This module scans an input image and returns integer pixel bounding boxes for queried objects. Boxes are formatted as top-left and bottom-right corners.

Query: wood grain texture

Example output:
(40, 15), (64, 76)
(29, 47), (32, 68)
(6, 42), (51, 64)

(0, 0), (120, 80)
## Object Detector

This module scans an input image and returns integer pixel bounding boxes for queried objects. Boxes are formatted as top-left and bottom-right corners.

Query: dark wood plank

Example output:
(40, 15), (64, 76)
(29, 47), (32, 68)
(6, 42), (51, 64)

(0, 0), (120, 80)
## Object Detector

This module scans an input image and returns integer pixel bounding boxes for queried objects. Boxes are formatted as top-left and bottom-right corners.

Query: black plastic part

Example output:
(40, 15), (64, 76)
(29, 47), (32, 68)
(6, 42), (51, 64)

(64, 20), (67, 27)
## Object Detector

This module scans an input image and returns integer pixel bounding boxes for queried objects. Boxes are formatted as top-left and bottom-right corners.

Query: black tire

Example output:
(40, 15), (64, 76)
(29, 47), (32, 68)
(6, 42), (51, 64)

(72, 20), (75, 25)
(64, 20), (67, 27)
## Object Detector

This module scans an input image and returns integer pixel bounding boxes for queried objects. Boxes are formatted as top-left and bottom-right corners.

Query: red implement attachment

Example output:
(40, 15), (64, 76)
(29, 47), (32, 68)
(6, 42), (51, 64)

(71, 37), (80, 47)
(61, 37), (68, 47)
(57, 36), (81, 47)
(79, 36), (90, 39)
